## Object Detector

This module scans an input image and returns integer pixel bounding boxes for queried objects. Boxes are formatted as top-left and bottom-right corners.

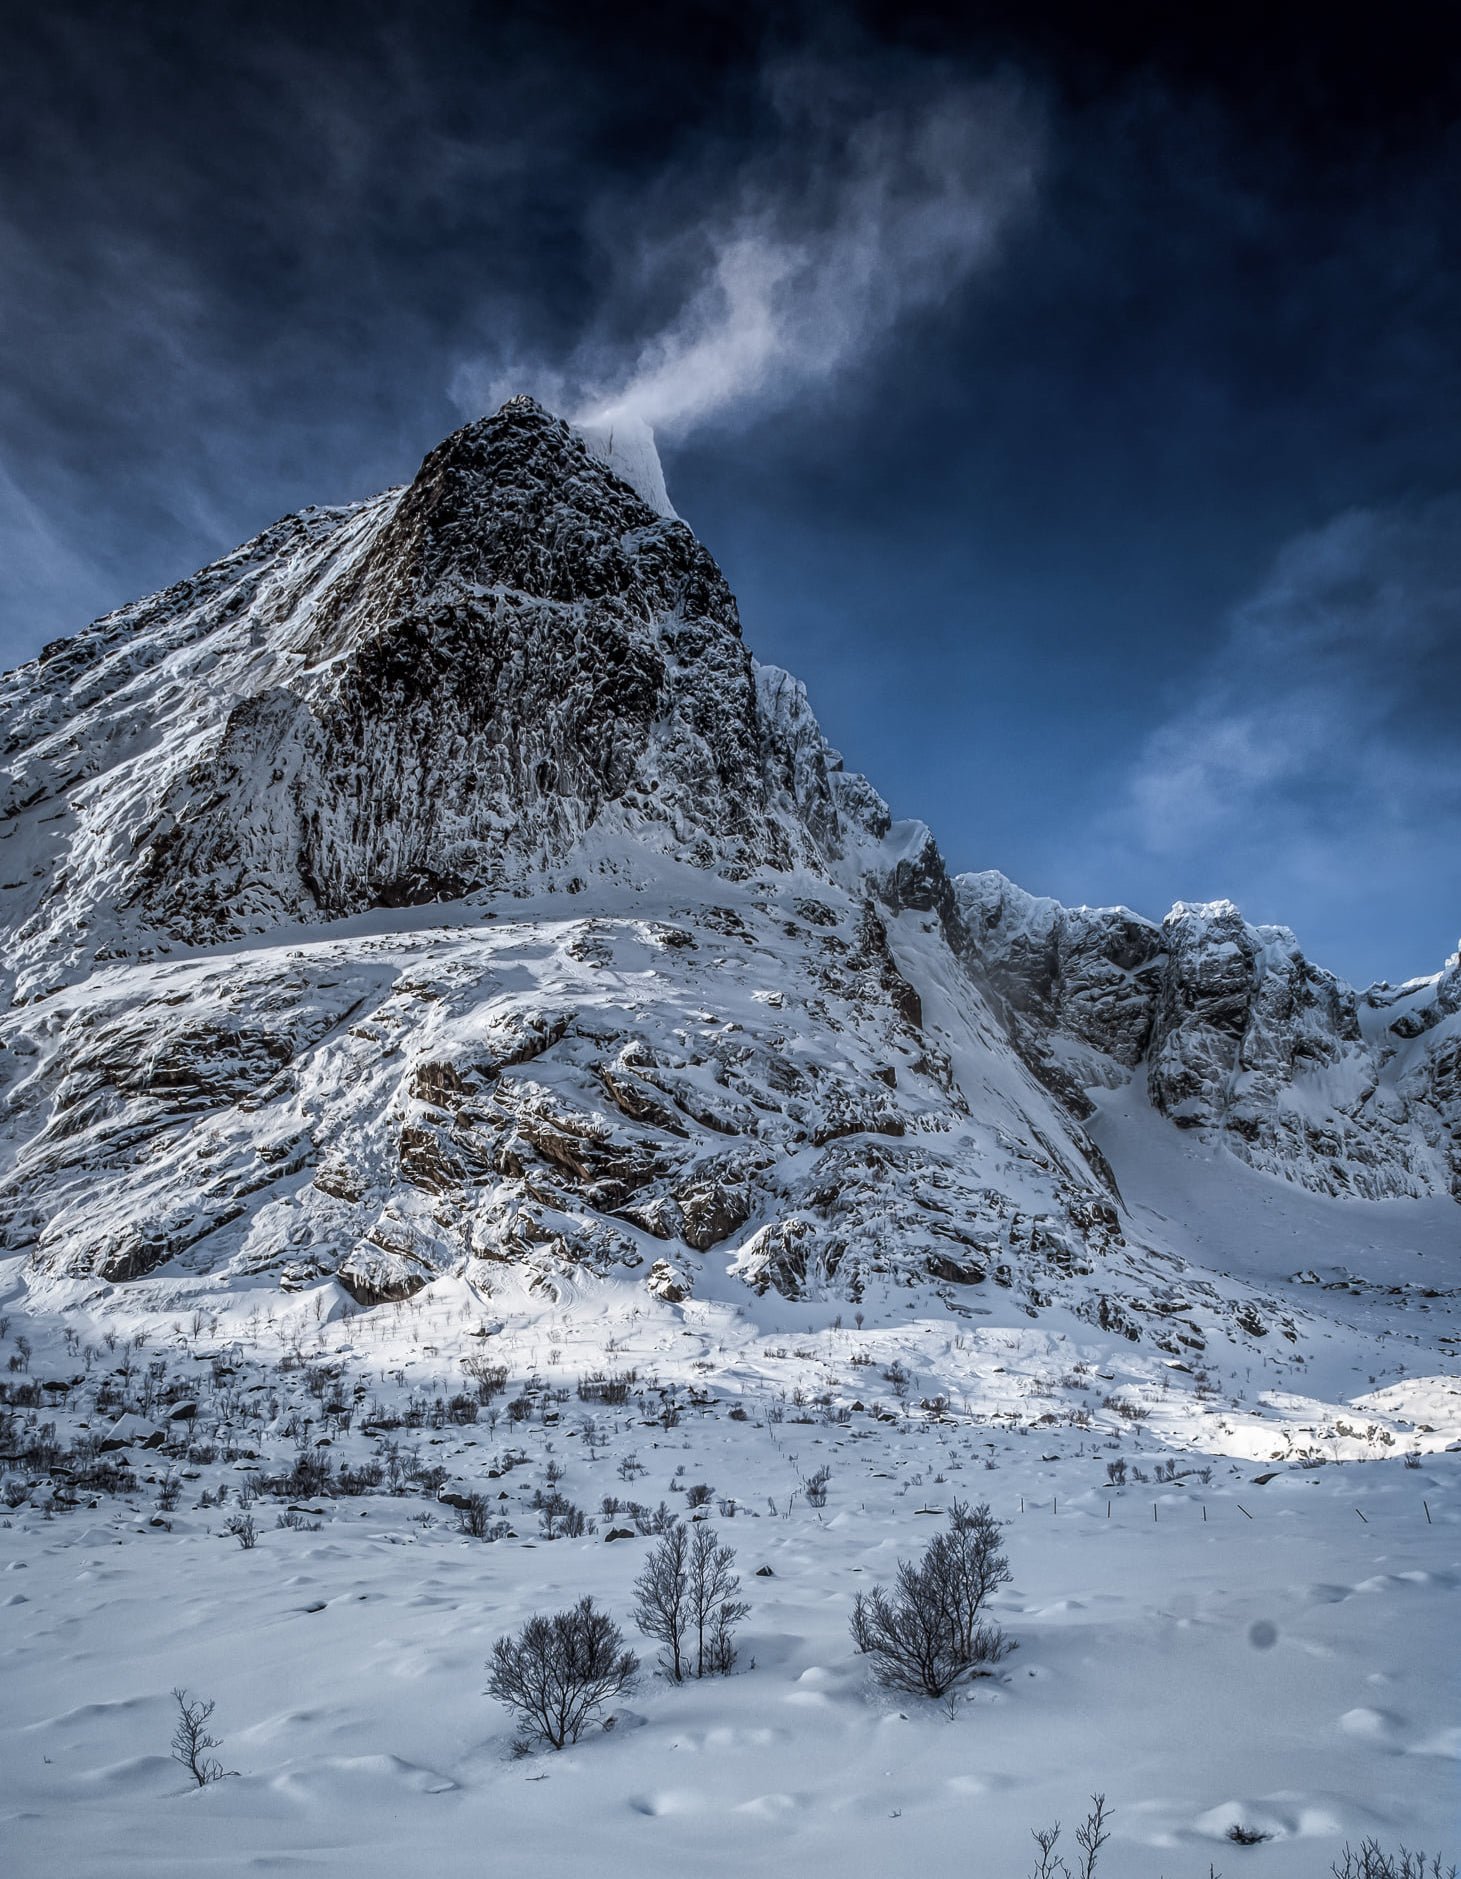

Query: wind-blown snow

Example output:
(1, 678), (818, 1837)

(575, 413), (677, 519)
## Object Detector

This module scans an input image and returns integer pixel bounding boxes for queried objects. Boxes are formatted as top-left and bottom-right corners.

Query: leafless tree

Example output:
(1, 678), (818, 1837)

(688, 1524), (748, 1677)
(633, 1520), (690, 1680)
(170, 1688), (228, 1787)
(851, 1500), (1011, 1697)
(487, 1598), (638, 1749)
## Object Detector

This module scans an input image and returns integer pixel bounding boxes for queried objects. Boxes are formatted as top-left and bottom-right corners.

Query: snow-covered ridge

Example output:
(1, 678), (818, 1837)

(574, 409), (677, 519)
(956, 869), (1461, 1203)
(0, 396), (1455, 1323)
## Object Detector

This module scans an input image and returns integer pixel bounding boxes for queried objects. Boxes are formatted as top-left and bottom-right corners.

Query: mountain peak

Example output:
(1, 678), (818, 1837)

(0, 396), (860, 984)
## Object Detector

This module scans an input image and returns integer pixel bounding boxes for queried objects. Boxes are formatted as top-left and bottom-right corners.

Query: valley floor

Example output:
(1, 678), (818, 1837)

(1, 1232), (1457, 1879)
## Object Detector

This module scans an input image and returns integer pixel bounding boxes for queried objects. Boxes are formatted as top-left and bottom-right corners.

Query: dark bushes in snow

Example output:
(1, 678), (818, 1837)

(487, 1597), (638, 1748)
(850, 1499), (1011, 1697)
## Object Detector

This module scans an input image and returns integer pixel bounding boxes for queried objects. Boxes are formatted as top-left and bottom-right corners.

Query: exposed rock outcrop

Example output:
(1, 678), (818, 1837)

(957, 872), (1459, 1200)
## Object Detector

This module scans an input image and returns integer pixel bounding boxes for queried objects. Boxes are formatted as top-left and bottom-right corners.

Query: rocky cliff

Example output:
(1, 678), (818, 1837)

(956, 871), (1460, 1201)
(0, 398), (1452, 1334)
(0, 401), (1138, 1320)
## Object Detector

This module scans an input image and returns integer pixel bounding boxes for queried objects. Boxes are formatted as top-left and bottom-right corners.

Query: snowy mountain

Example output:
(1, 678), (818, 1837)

(0, 396), (1454, 1331)
(3, 397), (1458, 1879)
(957, 872), (1461, 1204)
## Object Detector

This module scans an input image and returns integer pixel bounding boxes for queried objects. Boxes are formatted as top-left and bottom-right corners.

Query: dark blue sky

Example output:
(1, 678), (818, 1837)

(3, 2), (1458, 986)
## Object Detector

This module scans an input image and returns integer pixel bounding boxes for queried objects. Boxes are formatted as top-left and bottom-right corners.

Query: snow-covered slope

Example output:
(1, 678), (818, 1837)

(0, 396), (1454, 1339)
(956, 871), (1461, 1204)
(0, 399), (1139, 1323)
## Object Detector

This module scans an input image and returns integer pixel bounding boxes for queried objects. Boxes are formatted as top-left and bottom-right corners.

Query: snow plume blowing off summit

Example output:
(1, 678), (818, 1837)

(451, 57), (1041, 509)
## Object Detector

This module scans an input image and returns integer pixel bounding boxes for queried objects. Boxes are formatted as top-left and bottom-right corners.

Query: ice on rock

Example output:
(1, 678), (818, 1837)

(574, 410), (677, 519)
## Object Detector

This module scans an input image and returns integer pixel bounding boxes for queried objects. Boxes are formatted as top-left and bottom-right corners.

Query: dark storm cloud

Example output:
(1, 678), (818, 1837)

(1, 3), (1457, 984)
(0, 3), (649, 654)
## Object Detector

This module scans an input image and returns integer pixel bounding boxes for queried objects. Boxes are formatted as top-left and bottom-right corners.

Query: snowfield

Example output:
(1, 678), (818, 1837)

(2, 1206), (1456, 1877)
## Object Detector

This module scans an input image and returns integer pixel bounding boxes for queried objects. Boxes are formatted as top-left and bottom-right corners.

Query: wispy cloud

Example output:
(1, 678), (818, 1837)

(450, 56), (1041, 440)
(1079, 496), (1461, 978)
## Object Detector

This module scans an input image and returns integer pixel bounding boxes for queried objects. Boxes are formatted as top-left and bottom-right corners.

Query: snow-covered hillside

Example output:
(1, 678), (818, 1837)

(0, 396), (1455, 1877)
(4, 394), (1452, 1320)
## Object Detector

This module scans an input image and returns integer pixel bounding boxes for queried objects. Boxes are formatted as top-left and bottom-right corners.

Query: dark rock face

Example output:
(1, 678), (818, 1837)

(957, 872), (1164, 1072)
(957, 872), (1460, 1201)
(1147, 902), (1360, 1128)
(127, 399), (847, 941)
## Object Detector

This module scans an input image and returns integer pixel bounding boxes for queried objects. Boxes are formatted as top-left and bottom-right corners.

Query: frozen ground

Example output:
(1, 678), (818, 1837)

(2, 1152), (1457, 1879)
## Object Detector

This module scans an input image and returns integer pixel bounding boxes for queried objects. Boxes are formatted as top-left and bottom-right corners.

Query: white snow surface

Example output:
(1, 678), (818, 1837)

(1, 1242), (1457, 1877)
(0, 397), (1456, 1876)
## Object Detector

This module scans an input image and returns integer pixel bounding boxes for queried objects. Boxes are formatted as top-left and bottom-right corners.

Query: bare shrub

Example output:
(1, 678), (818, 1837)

(578, 1370), (634, 1405)
(634, 1522), (748, 1680)
(462, 1357), (508, 1402)
(850, 1499), (1012, 1697)
(170, 1688), (228, 1787)
(1028, 1795), (1111, 1879)
(1332, 1844), (1456, 1878)
(688, 1524), (748, 1676)
(223, 1512), (257, 1550)
(803, 1464), (832, 1509)
(487, 1597), (638, 1749)
(457, 1492), (494, 1538)
(633, 1520), (690, 1680)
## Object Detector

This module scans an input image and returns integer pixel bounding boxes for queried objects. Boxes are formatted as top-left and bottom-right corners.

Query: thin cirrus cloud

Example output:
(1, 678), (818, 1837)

(1078, 495), (1461, 982)
(449, 59), (1042, 444)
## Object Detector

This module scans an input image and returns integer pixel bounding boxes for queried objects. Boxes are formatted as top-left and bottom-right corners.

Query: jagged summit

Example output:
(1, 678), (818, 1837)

(0, 402), (1456, 1311)
(957, 869), (1461, 1202)
(0, 398), (885, 989)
